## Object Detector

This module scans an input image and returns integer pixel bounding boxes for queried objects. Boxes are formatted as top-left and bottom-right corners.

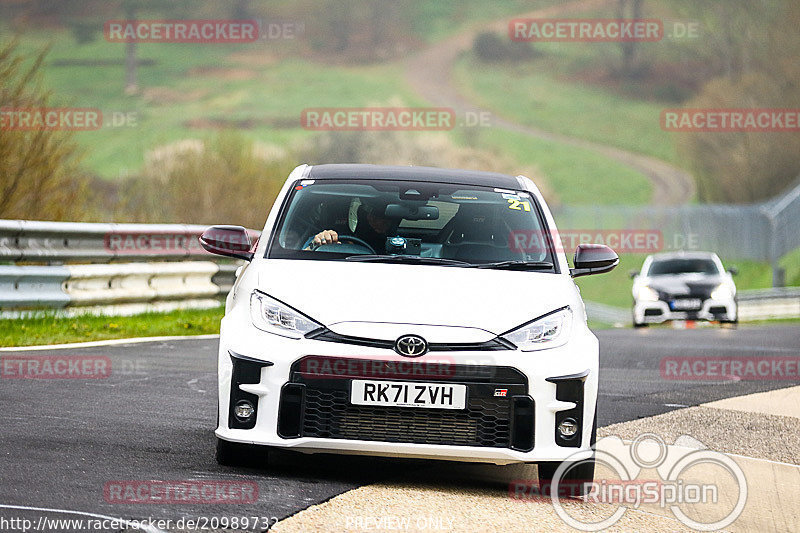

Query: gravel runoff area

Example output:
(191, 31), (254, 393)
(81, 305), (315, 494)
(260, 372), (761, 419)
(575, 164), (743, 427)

(599, 406), (800, 465)
(271, 482), (693, 533)
(273, 391), (800, 533)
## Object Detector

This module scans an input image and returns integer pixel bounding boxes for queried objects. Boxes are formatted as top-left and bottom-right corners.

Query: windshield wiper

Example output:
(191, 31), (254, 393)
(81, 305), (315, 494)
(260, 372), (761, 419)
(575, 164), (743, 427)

(345, 254), (471, 266)
(472, 260), (554, 270)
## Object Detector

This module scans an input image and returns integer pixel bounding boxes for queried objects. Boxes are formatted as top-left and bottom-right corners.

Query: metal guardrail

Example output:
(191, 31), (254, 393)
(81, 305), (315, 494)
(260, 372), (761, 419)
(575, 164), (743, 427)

(0, 261), (234, 313)
(0, 219), (257, 263)
(0, 219), (797, 321)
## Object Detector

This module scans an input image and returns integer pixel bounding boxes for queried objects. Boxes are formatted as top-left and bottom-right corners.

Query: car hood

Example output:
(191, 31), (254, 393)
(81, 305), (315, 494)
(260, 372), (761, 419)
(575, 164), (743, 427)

(254, 259), (576, 337)
(643, 273), (726, 295)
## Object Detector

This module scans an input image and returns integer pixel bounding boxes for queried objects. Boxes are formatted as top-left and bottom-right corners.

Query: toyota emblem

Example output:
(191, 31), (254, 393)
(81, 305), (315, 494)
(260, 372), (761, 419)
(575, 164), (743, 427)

(394, 335), (428, 357)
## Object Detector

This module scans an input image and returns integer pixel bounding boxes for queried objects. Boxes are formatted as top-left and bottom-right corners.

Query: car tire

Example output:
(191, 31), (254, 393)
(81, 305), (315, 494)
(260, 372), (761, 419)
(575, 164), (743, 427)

(633, 321), (648, 328)
(215, 438), (269, 468)
(538, 409), (597, 497)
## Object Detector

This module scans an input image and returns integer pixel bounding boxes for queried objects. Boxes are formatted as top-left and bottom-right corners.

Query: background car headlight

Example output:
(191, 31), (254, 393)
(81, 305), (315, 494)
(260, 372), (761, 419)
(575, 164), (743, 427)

(711, 284), (733, 300)
(636, 286), (660, 301)
(501, 307), (572, 351)
(250, 291), (323, 339)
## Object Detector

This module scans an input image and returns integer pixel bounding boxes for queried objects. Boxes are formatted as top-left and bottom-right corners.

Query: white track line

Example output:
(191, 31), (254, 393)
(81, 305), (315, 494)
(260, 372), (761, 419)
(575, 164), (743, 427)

(0, 503), (167, 533)
(0, 334), (219, 352)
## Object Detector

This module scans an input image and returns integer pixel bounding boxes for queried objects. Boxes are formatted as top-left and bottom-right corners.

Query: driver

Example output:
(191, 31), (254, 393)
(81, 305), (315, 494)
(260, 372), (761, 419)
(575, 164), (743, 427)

(307, 198), (397, 253)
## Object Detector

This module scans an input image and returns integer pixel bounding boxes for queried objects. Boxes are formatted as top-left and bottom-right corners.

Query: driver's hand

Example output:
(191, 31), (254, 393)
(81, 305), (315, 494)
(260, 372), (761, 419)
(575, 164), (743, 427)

(312, 230), (339, 247)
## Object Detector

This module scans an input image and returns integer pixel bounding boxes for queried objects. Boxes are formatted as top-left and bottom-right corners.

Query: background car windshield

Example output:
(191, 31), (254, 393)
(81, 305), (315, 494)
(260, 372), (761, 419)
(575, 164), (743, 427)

(648, 258), (720, 276)
(269, 179), (554, 265)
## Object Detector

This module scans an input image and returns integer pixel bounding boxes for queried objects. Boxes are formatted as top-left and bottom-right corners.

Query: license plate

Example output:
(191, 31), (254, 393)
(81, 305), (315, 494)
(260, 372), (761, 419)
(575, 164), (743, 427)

(350, 380), (466, 410)
(671, 298), (702, 310)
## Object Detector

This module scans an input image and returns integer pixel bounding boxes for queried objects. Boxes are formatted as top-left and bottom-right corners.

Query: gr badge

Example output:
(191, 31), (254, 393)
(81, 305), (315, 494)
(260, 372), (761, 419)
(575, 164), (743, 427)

(494, 389), (508, 397)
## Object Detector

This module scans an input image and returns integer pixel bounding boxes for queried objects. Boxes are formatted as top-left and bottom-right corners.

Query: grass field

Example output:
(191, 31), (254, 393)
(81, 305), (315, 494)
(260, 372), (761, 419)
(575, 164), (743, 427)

(464, 128), (652, 204)
(15, 28), (423, 178)
(7, 21), (657, 208)
(455, 55), (680, 166)
(0, 306), (223, 347)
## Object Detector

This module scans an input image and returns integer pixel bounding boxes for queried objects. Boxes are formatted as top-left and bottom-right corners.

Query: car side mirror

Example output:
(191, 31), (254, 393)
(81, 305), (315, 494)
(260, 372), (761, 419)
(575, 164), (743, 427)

(570, 244), (619, 278)
(727, 266), (738, 276)
(199, 225), (254, 261)
(628, 269), (639, 279)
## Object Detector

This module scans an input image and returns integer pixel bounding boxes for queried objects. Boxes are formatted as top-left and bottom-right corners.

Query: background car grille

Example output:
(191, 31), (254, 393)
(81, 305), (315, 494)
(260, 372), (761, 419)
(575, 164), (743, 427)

(302, 388), (511, 447)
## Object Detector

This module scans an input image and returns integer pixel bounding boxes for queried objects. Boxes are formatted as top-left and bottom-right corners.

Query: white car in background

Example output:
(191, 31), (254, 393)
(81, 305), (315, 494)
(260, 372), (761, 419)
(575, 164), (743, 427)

(631, 251), (738, 327)
(200, 164), (618, 491)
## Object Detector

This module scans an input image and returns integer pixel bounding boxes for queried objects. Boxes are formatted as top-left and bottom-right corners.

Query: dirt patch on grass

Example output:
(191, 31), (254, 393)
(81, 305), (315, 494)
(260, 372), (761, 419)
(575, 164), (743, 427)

(186, 66), (258, 80)
(563, 60), (715, 103)
(183, 116), (298, 130)
(227, 50), (278, 67)
(142, 87), (208, 105)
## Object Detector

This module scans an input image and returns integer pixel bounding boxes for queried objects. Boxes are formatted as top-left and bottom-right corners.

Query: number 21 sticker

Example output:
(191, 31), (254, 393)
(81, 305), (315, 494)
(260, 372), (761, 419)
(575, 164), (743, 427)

(507, 199), (531, 211)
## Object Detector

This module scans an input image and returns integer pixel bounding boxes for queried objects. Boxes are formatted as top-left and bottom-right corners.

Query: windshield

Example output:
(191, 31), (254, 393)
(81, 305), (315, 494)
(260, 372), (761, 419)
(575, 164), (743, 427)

(647, 258), (720, 276)
(267, 179), (556, 270)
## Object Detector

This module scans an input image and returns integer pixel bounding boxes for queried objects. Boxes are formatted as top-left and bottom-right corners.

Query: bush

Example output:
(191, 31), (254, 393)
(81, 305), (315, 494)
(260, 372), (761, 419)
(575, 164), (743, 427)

(473, 31), (535, 63)
(677, 73), (800, 203)
(0, 40), (89, 221)
(118, 132), (295, 228)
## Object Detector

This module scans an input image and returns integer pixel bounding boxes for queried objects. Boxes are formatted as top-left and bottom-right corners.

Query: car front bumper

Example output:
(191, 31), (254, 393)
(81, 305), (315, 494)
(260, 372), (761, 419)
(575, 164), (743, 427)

(215, 317), (599, 465)
(633, 297), (737, 324)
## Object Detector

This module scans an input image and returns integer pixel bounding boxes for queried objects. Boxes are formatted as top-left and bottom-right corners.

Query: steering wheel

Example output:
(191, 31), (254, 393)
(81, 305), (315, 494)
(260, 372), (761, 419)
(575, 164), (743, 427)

(303, 234), (376, 254)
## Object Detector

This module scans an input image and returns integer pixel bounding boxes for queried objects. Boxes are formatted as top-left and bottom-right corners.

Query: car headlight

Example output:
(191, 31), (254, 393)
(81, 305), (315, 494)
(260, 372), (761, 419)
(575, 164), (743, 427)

(636, 286), (660, 302)
(710, 284), (732, 300)
(501, 307), (572, 351)
(250, 291), (323, 339)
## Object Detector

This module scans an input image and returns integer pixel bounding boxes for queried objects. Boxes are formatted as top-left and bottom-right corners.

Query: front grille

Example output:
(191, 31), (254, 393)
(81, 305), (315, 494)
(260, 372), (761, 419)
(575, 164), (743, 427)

(302, 388), (511, 447)
(306, 328), (515, 352)
(281, 357), (532, 449)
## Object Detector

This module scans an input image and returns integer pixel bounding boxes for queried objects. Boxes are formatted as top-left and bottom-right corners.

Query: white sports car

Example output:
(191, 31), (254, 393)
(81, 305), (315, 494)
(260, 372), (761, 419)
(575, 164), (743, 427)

(631, 251), (738, 327)
(200, 164), (618, 489)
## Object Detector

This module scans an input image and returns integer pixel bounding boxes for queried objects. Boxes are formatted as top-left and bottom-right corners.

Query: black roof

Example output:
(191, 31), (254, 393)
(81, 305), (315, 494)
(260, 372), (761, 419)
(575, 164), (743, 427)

(307, 164), (521, 189)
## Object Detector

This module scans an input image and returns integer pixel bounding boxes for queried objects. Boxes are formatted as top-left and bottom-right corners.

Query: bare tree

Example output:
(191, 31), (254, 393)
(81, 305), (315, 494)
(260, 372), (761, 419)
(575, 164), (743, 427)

(617, 0), (643, 78)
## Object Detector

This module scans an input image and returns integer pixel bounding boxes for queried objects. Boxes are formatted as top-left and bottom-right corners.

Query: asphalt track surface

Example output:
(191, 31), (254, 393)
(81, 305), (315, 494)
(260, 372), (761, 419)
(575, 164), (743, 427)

(1, 325), (797, 531)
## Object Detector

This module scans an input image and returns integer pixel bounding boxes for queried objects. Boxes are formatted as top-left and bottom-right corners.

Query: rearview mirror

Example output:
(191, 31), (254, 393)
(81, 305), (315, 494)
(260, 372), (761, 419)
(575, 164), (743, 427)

(384, 204), (439, 221)
(727, 266), (738, 276)
(570, 244), (619, 278)
(199, 225), (254, 261)
(628, 269), (639, 279)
